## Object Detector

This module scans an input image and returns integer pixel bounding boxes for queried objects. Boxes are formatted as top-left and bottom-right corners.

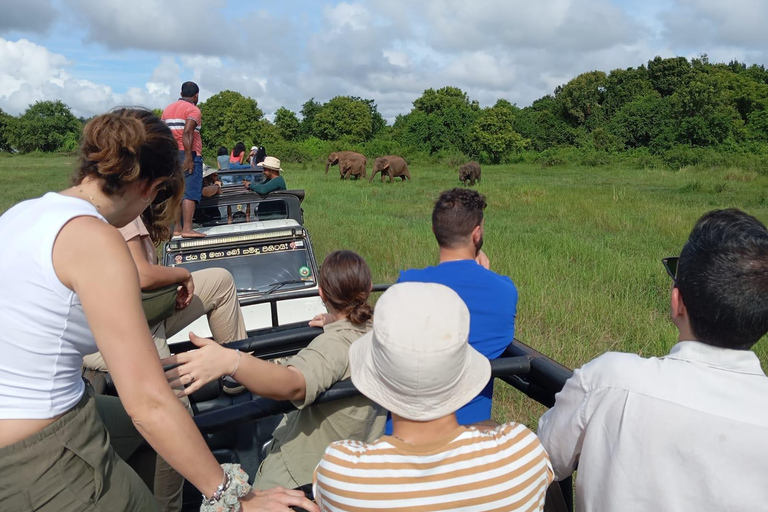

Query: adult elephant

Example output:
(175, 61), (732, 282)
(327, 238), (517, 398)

(325, 151), (367, 179)
(370, 155), (411, 183)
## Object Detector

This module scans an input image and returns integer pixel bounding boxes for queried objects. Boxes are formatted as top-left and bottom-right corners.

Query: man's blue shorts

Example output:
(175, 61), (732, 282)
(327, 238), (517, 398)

(180, 151), (203, 202)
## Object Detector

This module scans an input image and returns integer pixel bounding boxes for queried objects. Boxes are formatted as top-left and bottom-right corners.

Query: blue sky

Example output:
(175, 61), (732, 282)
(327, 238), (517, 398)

(1, 0), (767, 121)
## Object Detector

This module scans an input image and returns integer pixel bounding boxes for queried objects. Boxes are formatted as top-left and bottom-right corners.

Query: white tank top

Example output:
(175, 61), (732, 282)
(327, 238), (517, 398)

(0, 193), (107, 419)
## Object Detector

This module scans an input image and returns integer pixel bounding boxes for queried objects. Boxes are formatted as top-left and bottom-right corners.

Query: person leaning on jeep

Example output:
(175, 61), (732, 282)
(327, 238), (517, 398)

(243, 156), (286, 195)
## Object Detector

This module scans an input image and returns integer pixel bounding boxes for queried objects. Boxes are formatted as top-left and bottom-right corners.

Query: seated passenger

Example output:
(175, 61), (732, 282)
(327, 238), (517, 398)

(229, 141), (252, 169)
(313, 282), (553, 511)
(243, 156), (286, 195)
(538, 209), (768, 512)
(216, 145), (230, 170)
(387, 188), (517, 433)
(201, 166), (222, 198)
(161, 250), (387, 491)
(249, 144), (267, 166)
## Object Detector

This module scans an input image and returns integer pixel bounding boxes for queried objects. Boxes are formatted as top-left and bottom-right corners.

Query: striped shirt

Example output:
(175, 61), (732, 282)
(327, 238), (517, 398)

(161, 99), (202, 154)
(313, 422), (553, 512)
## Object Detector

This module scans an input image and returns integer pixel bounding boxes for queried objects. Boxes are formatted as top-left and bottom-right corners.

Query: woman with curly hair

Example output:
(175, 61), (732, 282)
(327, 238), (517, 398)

(0, 108), (316, 512)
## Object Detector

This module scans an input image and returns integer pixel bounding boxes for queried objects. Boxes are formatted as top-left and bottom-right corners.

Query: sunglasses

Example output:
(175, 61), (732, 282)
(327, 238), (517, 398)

(662, 256), (679, 281)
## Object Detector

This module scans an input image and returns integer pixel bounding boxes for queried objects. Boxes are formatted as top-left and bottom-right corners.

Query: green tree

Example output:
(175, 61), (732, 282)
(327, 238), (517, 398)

(273, 107), (300, 141)
(555, 71), (607, 127)
(199, 90), (264, 155)
(8, 100), (81, 153)
(313, 96), (373, 142)
(512, 96), (579, 150)
(299, 98), (322, 139)
(0, 108), (14, 152)
(609, 93), (673, 150)
(467, 104), (527, 163)
(395, 86), (480, 154)
(602, 66), (655, 116)
(669, 73), (742, 146)
(647, 56), (692, 97)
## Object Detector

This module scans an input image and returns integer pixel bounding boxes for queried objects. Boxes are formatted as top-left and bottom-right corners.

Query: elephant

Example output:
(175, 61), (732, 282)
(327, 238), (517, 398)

(459, 161), (481, 186)
(370, 155), (411, 183)
(325, 151), (367, 179)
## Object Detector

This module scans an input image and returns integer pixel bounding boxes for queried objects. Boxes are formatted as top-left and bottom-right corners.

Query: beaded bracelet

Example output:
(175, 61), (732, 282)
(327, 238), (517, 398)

(200, 463), (251, 512)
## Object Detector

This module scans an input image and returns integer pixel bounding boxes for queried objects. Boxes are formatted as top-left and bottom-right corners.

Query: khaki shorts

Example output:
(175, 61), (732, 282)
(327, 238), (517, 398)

(0, 387), (159, 512)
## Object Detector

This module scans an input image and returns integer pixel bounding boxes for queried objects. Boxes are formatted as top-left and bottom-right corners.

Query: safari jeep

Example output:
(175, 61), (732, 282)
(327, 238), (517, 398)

(164, 187), (324, 344)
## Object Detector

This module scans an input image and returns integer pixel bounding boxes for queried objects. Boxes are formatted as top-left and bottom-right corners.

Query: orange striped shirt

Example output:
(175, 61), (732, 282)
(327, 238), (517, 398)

(313, 422), (553, 512)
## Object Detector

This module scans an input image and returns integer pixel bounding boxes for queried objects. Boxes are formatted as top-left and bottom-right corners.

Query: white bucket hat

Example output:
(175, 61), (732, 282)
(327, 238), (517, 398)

(261, 156), (283, 173)
(202, 164), (217, 178)
(349, 282), (491, 421)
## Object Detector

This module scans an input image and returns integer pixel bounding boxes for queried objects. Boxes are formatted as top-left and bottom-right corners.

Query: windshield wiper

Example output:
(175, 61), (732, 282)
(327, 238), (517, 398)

(237, 280), (311, 295)
(263, 280), (311, 295)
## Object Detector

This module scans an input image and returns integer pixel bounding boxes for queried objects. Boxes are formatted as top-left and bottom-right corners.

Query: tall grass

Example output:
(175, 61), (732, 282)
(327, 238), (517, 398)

(1, 154), (766, 428)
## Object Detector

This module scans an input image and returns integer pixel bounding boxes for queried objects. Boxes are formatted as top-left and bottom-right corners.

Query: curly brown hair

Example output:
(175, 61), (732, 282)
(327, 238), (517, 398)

(319, 250), (373, 326)
(71, 108), (184, 242)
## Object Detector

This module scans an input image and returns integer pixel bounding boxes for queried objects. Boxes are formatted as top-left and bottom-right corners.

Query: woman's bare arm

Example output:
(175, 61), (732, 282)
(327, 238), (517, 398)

(53, 217), (224, 497)
(163, 334), (307, 402)
(125, 237), (190, 290)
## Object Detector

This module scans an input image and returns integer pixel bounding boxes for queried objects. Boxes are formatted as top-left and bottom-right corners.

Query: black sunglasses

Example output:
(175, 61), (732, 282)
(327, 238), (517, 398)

(662, 256), (679, 281)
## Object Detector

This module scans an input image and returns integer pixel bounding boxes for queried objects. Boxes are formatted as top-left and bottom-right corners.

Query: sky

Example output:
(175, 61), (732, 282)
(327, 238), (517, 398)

(1, 0), (768, 122)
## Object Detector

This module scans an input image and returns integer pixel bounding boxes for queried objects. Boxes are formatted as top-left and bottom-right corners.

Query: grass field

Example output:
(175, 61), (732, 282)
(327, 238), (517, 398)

(2, 153), (767, 427)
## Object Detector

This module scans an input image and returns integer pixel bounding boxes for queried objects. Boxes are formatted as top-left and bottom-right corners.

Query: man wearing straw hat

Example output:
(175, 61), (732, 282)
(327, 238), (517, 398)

(243, 156), (286, 195)
(313, 282), (553, 512)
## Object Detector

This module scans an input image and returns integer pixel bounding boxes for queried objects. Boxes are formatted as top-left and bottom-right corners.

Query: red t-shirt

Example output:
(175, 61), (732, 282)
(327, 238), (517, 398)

(162, 99), (202, 154)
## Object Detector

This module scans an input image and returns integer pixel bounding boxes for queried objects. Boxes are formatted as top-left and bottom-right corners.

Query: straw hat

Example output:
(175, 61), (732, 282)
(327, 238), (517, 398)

(261, 156), (283, 173)
(349, 282), (491, 421)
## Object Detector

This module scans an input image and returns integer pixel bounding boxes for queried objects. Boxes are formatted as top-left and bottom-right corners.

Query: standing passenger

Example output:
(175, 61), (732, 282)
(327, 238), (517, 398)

(162, 81), (205, 238)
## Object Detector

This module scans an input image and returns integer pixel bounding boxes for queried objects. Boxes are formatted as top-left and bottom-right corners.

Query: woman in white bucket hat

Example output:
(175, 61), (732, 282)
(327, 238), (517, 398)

(314, 282), (553, 512)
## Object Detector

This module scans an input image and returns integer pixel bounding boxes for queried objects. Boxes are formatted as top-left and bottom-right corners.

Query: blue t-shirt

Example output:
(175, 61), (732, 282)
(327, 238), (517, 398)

(385, 260), (517, 432)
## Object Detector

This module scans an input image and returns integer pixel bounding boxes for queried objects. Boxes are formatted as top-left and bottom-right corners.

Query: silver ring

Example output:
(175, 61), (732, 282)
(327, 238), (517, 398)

(189, 375), (195, 383)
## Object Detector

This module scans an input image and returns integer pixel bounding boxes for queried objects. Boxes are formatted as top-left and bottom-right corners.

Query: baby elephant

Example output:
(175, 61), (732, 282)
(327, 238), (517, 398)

(459, 161), (482, 186)
(370, 155), (411, 183)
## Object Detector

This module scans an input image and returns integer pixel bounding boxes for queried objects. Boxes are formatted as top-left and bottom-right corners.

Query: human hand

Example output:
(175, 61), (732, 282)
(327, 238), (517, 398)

(243, 180), (251, 190)
(161, 333), (239, 397)
(182, 157), (194, 175)
(475, 249), (490, 269)
(176, 273), (194, 310)
(239, 487), (319, 512)
(308, 312), (335, 328)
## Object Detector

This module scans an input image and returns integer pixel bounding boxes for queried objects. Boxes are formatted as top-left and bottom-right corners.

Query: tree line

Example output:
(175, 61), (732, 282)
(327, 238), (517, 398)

(3, 55), (768, 168)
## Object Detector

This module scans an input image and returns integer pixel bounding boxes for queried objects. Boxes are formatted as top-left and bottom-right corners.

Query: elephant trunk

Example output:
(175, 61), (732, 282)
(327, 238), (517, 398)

(324, 161), (330, 174)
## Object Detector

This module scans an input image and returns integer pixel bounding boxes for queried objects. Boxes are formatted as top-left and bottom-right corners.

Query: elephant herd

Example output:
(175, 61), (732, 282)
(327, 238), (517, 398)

(325, 152), (411, 183)
(324, 151), (483, 186)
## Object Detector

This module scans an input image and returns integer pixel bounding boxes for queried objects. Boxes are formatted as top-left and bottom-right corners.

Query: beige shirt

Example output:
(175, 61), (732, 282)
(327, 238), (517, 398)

(258, 319), (387, 489)
(118, 216), (156, 265)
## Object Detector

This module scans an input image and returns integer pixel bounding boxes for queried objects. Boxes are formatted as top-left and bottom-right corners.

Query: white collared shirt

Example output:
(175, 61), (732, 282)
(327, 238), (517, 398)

(538, 341), (768, 512)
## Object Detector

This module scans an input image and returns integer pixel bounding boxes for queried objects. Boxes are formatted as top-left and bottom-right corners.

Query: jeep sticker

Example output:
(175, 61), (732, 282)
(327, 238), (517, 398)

(299, 266), (312, 279)
(175, 242), (303, 264)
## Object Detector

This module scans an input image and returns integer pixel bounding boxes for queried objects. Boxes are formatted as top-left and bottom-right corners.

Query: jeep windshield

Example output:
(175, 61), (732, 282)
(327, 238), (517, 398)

(170, 241), (315, 295)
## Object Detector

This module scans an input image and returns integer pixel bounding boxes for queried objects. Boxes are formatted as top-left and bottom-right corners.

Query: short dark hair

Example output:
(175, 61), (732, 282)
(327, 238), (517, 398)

(432, 188), (487, 248)
(218, 146), (228, 156)
(677, 208), (768, 350)
(180, 81), (199, 98)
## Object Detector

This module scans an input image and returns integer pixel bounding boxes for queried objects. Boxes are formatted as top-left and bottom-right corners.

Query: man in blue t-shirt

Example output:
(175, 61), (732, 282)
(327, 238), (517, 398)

(386, 188), (518, 431)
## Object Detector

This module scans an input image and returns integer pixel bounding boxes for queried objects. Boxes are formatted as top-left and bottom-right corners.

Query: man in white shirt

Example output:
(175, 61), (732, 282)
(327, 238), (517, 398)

(538, 208), (768, 512)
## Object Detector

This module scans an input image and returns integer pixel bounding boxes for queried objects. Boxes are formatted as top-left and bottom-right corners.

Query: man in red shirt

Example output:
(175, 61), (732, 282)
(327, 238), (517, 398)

(162, 82), (204, 238)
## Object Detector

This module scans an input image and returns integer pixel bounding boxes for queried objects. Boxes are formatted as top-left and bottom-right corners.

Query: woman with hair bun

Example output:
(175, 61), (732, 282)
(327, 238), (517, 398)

(0, 108), (316, 512)
(162, 250), (387, 491)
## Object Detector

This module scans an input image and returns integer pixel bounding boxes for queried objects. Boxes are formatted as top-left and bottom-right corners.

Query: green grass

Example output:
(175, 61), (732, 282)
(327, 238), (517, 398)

(2, 154), (767, 428)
